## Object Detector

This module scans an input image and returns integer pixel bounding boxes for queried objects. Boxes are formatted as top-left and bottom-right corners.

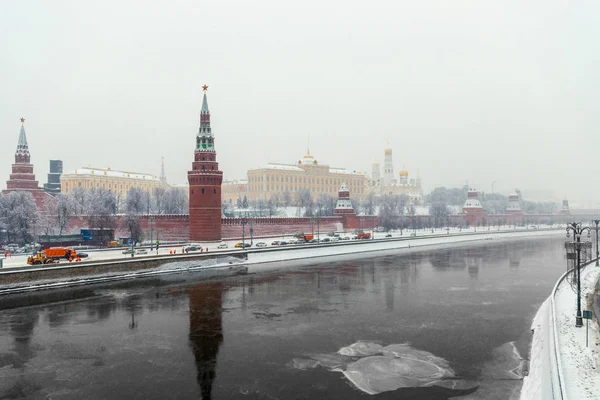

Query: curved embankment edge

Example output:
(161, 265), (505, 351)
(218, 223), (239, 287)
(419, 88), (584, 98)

(521, 258), (599, 400)
(0, 228), (561, 295)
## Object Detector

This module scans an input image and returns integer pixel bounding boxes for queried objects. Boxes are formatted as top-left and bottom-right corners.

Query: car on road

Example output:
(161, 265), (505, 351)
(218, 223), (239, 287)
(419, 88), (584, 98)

(77, 252), (89, 258)
(410, 232), (417, 237)
(308, 239), (318, 243)
(234, 243), (252, 248)
(341, 236), (351, 240)
(330, 237), (340, 242)
(320, 237), (331, 243)
(217, 243), (228, 249)
(385, 234), (392, 238)
(136, 249), (148, 255)
(255, 242), (267, 247)
(271, 241), (280, 246)
(279, 241), (289, 245)
(122, 249), (134, 255)
(185, 245), (201, 252)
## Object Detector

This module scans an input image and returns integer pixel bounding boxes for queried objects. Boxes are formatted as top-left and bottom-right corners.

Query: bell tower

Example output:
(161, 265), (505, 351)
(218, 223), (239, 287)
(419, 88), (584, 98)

(188, 85), (223, 241)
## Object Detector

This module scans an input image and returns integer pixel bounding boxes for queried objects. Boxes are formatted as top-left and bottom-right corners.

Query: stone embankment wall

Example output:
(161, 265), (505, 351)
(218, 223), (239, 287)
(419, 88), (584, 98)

(0, 252), (246, 287)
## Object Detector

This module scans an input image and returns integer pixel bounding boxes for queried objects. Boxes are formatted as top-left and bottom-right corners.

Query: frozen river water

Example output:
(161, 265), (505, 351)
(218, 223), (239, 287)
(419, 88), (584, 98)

(0, 237), (567, 399)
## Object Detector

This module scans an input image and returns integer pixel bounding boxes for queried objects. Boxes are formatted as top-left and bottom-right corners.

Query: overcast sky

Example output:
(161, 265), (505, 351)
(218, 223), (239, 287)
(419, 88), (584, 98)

(2, 1), (599, 206)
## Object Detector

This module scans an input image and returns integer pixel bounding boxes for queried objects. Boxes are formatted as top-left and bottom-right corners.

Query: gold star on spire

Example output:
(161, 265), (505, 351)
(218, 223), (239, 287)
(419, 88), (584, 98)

(202, 84), (209, 93)
(20, 117), (25, 125)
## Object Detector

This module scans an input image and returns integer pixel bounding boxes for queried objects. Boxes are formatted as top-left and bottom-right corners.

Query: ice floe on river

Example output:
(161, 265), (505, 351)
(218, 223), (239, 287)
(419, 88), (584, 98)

(292, 340), (476, 395)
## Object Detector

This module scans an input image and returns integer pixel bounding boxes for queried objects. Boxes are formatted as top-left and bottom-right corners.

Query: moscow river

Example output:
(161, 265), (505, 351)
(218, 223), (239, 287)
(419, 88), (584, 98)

(0, 237), (567, 399)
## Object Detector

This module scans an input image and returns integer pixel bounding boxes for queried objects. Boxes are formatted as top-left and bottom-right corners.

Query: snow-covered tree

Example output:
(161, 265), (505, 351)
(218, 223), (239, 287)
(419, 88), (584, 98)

(86, 188), (117, 245)
(0, 191), (38, 244)
(163, 188), (188, 214)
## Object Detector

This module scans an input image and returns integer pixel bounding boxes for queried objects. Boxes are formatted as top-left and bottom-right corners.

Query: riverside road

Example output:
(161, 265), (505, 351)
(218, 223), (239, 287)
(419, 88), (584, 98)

(0, 236), (568, 400)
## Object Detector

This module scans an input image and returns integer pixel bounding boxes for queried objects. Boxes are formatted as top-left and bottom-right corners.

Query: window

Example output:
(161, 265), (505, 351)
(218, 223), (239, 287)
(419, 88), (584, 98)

(213, 188), (217, 194)
(202, 188), (205, 194)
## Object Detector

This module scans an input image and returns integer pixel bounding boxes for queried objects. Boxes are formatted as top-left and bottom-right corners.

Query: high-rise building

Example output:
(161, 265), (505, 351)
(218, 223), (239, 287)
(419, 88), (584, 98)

(370, 163), (380, 188)
(160, 157), (167, 183)
(4, 118), (54, 208)
(44, 160), (63, 195)
(188, 85), (223, 241)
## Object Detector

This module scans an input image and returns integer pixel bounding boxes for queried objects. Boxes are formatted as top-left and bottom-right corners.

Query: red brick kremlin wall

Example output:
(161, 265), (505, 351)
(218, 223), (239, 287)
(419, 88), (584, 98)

(64, 215), (375, 242)
(63, 212), (566, 244)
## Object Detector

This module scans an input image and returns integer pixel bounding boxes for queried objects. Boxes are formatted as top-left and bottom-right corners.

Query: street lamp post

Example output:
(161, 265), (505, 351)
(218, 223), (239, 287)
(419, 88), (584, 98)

(565, 222), (591, 327)
(250, 218), (254, 246)
(317, 211), (321, 242)
(241, 218), (246, 248)
(592, 219), (600, 266)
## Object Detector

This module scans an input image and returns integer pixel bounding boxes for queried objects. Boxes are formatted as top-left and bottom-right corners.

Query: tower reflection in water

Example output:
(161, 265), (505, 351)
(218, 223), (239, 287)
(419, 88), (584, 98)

(188, 282), (224, 400)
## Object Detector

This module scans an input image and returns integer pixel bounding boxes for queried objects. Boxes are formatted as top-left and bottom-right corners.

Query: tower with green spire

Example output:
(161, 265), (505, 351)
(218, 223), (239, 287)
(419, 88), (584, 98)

(188, 85), (223, 241)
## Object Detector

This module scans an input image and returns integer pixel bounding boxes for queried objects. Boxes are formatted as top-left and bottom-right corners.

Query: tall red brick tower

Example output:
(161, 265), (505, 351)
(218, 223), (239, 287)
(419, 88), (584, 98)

(4, 118), (53, 208)
(188, 85), (223, 242)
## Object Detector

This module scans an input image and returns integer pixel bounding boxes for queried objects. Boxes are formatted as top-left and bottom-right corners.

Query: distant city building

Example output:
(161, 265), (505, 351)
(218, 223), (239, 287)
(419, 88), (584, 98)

(561, 199), (570, 215)
(222, 179), (248, 203)
(222, 151), (366, 205)
(160, 157), (168, 183)
(3, 118), (54, 208)
(61, 167), (168, 198)
(370, 163), (381, 188)
(43, 159), (63, 195)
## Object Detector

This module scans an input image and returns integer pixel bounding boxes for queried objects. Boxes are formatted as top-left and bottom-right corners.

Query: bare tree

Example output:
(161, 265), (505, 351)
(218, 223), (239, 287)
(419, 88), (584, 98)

(0, 191), (38, 244)
(430, 201), (449, 228)
(86, 188), (117, 245)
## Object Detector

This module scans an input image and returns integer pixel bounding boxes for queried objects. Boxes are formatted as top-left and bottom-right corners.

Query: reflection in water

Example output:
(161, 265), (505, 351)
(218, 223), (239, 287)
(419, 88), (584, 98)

(9, 309), (38, 369)
(188, 282), (224, 400)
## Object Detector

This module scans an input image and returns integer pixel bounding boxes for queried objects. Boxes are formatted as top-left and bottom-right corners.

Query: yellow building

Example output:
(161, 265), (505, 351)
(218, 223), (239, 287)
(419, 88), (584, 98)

(61, 167), (168, 198)
(222, 152), (366, 204)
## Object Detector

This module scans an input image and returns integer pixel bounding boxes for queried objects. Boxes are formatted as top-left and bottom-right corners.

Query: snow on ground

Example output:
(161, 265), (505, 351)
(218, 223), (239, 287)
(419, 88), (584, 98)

(521, 262), (600, 400)
(519, 298), (549, 400)
(554, 264), (600, 400)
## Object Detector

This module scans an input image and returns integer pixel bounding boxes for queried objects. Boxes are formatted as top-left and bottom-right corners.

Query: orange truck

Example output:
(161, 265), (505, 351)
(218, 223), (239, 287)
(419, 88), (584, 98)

(27, 248), (79, 265)
(303, 234), (314, 242)
(44, 248), (78, 260)
(357, 232), (371, 240)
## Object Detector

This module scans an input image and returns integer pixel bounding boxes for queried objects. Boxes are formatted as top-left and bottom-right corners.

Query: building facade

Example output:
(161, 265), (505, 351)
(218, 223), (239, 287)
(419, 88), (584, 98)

(4, 118), (54, 208)
(188, 85), (223, 241)
(61, 167), (167, 198)
(367, 148), (423, 203)
(222, 151), (366, 204)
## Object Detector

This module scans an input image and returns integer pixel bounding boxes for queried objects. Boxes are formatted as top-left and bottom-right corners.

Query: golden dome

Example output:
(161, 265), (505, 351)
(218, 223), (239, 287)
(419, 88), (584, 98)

(384, 148), (392, 155)
(399, 170), (409, 177)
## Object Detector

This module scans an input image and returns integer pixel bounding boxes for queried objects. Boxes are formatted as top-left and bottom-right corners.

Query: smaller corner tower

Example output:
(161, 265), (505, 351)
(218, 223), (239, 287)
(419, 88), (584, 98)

(506, 191), (523, 215)
(334, 183), (355, 215)
(188, 85), (223, 242)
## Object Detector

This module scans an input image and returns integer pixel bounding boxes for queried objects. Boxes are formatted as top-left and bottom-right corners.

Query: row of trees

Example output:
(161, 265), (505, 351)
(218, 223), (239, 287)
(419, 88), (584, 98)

(0, 187), (189, 245)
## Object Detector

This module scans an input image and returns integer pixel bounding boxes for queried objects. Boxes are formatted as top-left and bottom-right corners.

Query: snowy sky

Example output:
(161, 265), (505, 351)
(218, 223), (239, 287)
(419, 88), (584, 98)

(2, 1), (600, 206)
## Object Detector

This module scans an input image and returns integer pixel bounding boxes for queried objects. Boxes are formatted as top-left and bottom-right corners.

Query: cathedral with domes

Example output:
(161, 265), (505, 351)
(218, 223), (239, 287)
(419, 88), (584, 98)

(367, 146), (423, 203)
